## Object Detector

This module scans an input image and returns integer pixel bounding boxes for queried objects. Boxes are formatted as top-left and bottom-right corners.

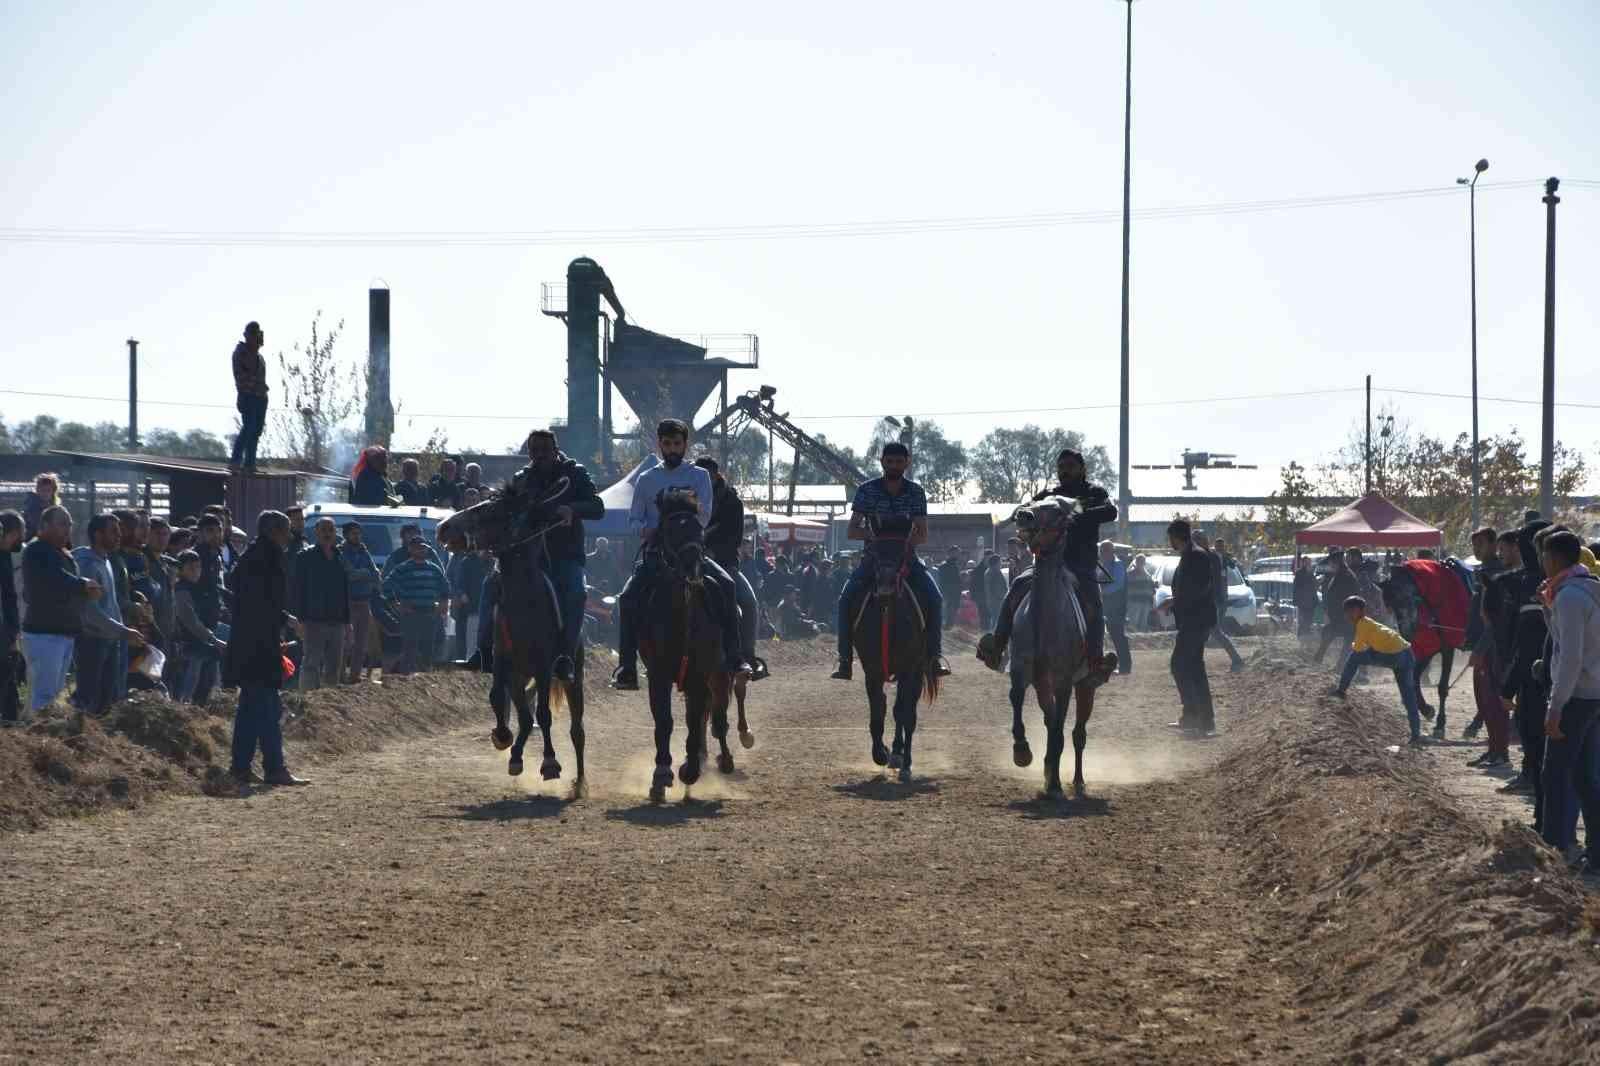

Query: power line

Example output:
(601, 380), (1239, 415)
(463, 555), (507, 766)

(2, 180), (1587, 249)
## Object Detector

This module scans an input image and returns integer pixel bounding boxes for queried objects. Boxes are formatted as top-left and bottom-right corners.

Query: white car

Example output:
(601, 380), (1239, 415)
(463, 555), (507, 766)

(1145, 554), (1258, 635)
(302, 502), (454, 568)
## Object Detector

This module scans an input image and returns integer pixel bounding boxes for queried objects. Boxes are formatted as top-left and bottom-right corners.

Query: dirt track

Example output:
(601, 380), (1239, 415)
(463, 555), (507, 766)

(3, 638), (1597, 1064)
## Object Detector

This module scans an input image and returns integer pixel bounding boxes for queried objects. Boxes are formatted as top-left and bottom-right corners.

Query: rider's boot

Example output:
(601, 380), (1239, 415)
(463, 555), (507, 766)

(612, 619), (640, 691)
(720, 619), (751, 678)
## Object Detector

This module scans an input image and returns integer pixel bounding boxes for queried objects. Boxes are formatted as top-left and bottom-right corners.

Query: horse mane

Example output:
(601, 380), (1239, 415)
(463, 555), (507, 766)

(657, 488), (700, 515)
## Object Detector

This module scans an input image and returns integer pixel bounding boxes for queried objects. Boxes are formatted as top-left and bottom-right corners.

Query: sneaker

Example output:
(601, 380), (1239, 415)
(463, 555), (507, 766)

(1408, 735), (1427, 747)
(263, 768), (310, 786)
(611, 666), (639, 691)
(830, 661), (853, 681)
(1467, 751), (1494, 767)
(1497, 777), (1532, 794)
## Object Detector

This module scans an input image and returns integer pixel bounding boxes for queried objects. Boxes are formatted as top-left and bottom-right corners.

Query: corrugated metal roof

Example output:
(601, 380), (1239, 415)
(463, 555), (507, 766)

(49, 450), (348, 482)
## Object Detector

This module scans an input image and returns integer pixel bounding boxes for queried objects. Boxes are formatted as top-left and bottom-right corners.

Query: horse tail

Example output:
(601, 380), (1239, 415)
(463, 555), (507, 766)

(922, 664), (941, 705)
(550, 676), (568, 712)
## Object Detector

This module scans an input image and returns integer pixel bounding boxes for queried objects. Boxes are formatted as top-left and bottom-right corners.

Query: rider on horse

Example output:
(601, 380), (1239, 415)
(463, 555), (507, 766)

(982, 448), (1118, 677)
(507, 428), (605, 683)
(612, 419), (752, 691)
(830, 440), (950, 681)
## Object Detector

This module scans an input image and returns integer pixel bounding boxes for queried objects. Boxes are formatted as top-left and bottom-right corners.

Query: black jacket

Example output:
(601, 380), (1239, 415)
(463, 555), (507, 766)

(20, 538), (92, 636)
(704, 481), (745, 569)
(192, 542), (227, 628)
(1034, 480), (1117, 572)
(223, 537), (291, 689)
(1501, 523), (1551, 700)
(510, 454), (604, 564)
(1207, 550), (1229, 609)
(349, 468), (398, 507)
(1292, 568), (1318, 610)
(1, 547), (19, 638)
(395, 478), (427, 506)
(290, 543), (351, 624)
(428, 475), (462, 509)
(1319, 565), (1360, 614)
(1171, 544), (1216, 629)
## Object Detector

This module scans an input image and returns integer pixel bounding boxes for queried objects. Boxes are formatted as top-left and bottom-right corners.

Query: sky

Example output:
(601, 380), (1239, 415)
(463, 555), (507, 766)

(2, 0), (1597, 500)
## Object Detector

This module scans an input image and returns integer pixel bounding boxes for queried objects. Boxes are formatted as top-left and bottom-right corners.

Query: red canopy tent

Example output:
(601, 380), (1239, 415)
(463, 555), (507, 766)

(1294, 492), (1442, 548)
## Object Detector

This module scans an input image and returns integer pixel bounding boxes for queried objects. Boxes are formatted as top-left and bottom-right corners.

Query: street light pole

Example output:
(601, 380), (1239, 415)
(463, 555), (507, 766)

(1456, 159), (1488, 530)
(1539, 177), (1559, 517)
(1117, 0), (1133, 540)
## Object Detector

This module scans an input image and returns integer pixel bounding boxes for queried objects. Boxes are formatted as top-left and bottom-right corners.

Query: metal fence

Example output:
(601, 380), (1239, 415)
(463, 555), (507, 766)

(2, 477), (171, 531)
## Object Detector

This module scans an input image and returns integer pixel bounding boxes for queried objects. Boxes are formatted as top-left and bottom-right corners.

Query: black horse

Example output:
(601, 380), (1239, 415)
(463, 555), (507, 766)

(1379, 562), (1458, 740)
(639, 490), (752, 801)
(848, 517), (939, 784)
(439, 479), (587, 791)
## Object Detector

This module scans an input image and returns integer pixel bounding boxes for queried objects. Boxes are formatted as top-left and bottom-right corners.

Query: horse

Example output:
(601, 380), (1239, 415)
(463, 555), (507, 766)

(1004, 496), (1093, 797)
(438, 478), (587, 792)
(1379, 560), (1464, 740)
(848, 516), (940, 784)
(639, 489), (752, 802)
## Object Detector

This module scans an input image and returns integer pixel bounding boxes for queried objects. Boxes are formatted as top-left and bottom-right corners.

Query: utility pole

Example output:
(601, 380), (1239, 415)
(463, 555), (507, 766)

(1364, 374), (1372, 495)
(127, 338), (139, 451)
(1117, 0), (1134, 540)
(1539, 177), (1559, 517)
(1457, 159), (1488, 530)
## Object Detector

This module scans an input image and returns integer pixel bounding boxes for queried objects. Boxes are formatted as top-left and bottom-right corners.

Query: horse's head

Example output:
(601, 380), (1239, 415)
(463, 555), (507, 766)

(1379, 564), (1421, 640)
(1011, 495), (1080, 557)
(656, 488), (706, 584)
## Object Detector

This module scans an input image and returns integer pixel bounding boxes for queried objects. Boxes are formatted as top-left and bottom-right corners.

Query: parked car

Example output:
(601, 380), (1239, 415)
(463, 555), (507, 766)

(303, 502), (452, 569)
(1145, 554), (1258, 635)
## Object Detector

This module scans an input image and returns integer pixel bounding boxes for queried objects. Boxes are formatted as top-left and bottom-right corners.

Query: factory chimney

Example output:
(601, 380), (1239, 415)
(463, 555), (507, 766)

(365, 287), (395, 447)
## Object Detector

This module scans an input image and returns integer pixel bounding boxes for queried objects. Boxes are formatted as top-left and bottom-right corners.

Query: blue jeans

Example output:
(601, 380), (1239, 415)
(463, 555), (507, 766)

(21, 632), (74, 715)
(231, 684), (286, 775)
(230, 393), (267, 467)
(1339, 647), (1420, 737)
(548, 557), (587, 658)
(180, 654), (220, 705)
(1541, 697), (1600, 857)
(835, 557), (943, 662)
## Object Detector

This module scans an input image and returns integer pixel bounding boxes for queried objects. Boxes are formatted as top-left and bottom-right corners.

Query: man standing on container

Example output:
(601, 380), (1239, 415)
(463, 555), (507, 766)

(228, 321), (269, 476)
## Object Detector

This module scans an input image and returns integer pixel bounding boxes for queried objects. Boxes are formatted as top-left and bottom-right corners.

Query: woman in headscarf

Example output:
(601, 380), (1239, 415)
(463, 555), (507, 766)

(348, 447), (400, 507)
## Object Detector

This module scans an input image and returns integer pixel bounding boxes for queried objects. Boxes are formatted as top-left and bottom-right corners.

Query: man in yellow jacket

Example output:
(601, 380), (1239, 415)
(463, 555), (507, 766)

(1333, 594), (1425, 745)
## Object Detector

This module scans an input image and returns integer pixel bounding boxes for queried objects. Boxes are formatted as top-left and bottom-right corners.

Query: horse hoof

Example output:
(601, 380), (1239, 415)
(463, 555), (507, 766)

(1432, 725), (1446, 741)
(491, 727), (512, 751)
(651, 767), (674, 796)
(507, 758), (524, 777)
(570, 779), (588, 800)
(871, 741), (889, 767)
(887, 750), (903, 771)
(898, 766), (912, 785)
(540, 758), (562, 781)
(717, 752), (735, 775)
(739, 730), (756, 750)
(679, 761), (701, 787)
(1073, 782), (1086, 800)
(648, 785), (666, 803)
(1013, 742), (1033, 768)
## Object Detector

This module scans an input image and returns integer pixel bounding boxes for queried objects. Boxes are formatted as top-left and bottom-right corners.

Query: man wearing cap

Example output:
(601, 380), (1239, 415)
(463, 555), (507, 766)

(830, 441), (948, 680)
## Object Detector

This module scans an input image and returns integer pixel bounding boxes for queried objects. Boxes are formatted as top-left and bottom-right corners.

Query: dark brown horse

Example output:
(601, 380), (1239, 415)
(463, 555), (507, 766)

(439, 479), (587, 793)
(849, 518), (939, 784)
(639, 490), (752, 801)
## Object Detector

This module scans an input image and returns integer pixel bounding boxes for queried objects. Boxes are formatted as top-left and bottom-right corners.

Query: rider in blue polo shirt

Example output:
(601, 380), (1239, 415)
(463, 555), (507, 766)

(830, 441), (950, 680)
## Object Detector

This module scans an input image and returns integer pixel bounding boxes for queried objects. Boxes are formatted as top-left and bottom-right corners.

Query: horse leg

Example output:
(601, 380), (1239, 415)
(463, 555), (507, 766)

(1038, 678), (1065, 797)
(568, 660), (587, 797)
(1071, 681), (1096, 799)
(866, 676), (889, 767)
(734, 672), (755, 749)
(1415, 653), (1436, 718)
(1433, 647), (1452, 739)
(489, 660), (512, 751)
(534, 672), (561, 781)
(679, 685), (706, 788)
(647, 671), (675, 801)
(507, 680), (534, 777)
(712, 674), (735, 775)
(893, 673), (919, 784)
(1010, 666), (1032, 767)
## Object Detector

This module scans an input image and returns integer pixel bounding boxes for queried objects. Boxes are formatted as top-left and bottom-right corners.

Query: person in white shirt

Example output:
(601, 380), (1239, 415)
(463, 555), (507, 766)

(612, 419), (750, 690)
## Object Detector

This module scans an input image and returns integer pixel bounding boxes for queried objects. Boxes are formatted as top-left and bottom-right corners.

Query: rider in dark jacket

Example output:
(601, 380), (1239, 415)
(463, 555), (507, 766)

(508, 430), (604, 682)
(984, 448), (1118, 678)
(698, 457), (766, 680)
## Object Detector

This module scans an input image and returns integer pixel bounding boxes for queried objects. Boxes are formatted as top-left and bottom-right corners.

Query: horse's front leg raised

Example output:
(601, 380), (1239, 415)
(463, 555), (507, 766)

(1071, 681), (1096, 799)
(1010, 664), (1032, 767)
(647, 671), (676, 801)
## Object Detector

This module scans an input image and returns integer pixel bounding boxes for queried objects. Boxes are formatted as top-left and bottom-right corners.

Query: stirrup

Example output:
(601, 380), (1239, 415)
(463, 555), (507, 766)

(748, 656), (770, 681)
(611, 665), (639, 691)
(932, 656), (952, 677)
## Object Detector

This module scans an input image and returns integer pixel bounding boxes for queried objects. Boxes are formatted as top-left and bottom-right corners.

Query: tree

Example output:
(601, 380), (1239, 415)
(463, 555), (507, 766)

(142, 427), (228, 459)
(50, 421), (126, 452)
(970, 425), (1116, 503)
(270, 311), (363, 471)
(862, 416), (967, 502)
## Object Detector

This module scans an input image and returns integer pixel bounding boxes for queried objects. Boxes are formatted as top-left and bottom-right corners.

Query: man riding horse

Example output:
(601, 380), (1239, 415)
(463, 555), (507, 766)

(831, 440), (950, 681)
(981, 447), (1118, 684)
(507, 428), (605, 684)
(612, 419), (751, 690)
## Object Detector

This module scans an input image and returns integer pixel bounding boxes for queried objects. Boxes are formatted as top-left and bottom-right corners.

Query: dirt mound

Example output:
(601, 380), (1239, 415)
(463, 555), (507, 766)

(1, 670), (491, 832)
(1218, 653), (1600, 1062)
